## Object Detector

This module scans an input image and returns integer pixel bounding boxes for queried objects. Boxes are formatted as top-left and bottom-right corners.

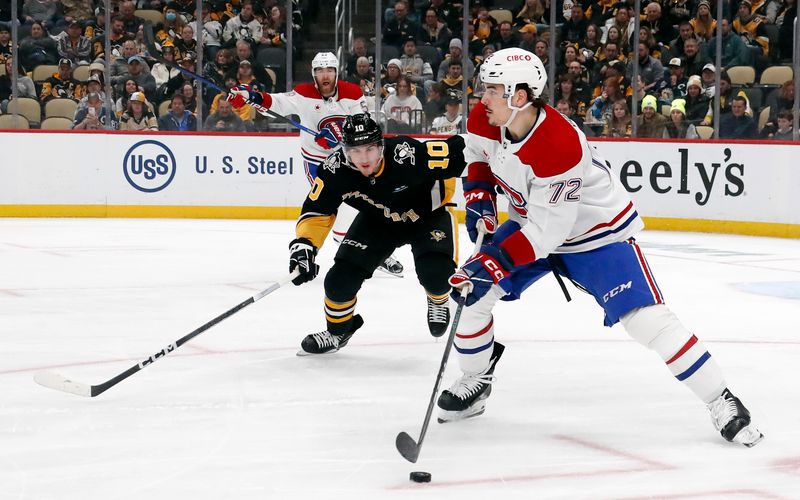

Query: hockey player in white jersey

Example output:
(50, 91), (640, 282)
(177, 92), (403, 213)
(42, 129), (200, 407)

(228, 52), (403, 276)
(438, 48), (763, 447)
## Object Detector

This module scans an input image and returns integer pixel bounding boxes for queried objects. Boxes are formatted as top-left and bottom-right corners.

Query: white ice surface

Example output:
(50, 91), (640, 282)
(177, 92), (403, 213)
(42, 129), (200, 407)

(1, 218), (799, 500)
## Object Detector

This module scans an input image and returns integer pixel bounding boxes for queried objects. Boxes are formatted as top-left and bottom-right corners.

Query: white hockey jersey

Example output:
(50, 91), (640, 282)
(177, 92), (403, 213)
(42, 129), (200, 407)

(262, 81), (368, 168)
(430, 114), (462, 135)
(464, 102), (643, 265)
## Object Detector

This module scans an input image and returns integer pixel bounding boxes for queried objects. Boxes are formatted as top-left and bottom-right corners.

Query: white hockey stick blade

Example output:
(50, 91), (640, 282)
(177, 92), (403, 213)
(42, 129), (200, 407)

(34, 371), (92, 397)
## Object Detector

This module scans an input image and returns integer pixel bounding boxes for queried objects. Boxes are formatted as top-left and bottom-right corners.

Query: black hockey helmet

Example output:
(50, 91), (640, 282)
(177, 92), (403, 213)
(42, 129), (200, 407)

(342, 113), (383, 148)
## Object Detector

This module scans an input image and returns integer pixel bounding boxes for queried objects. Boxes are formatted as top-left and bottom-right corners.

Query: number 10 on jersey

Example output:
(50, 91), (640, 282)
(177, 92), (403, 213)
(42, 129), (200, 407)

(426, 141), (449, 169)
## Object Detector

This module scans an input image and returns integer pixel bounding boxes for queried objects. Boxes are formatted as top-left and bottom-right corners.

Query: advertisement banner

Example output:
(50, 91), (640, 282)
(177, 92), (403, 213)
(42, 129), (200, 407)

(1, 131), (798, 236)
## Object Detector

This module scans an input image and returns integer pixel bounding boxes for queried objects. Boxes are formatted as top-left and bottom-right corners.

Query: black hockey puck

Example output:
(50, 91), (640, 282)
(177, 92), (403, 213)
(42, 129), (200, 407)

(409, 471), (431, 483)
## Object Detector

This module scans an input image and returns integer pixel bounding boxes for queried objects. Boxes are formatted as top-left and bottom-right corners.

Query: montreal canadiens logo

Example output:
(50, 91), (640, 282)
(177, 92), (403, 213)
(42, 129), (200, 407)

(318, 115), (346, 142)
(494, 174), (528, 217)
(123, 140), (177, 193)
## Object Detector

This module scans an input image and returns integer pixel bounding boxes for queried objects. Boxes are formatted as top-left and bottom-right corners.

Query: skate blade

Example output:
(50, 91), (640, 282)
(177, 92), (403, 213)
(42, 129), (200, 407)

(734, 425), (764, 448)
(296, 348), (340, 357)
(437, 401), (487, 424)
(376, 265), (404, 278)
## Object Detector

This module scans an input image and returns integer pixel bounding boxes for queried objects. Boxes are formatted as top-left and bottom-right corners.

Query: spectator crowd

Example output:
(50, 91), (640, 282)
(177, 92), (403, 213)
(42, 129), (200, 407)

(344, 0), (796, 139)
(0, 0), (796, 139)
(0, 0), (305, 131)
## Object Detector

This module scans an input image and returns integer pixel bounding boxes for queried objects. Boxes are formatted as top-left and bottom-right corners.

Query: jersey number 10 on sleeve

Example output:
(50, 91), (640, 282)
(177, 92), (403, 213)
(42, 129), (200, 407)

(309, 177), (324, 201)
(426, 141), (449, 169)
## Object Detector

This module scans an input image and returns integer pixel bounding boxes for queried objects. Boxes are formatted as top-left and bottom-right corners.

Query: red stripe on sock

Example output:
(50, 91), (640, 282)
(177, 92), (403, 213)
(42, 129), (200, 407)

(456, 318), (493, 339)
(666, 335), (698, 365)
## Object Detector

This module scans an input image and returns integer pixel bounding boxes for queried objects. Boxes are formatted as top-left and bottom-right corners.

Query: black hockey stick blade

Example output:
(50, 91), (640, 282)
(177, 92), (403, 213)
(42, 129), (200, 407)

(393, 231), (485, 463)
(395, 431), (420, 463)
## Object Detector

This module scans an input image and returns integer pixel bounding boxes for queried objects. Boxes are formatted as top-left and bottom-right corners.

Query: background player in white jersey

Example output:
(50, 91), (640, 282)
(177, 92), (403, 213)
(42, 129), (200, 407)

(228, 52), (403, 276)
(438, 48), (763, 448)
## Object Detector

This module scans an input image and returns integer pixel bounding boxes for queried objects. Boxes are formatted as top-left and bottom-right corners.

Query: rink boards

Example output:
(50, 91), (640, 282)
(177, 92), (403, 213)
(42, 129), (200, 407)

(0, 130), (798, 238)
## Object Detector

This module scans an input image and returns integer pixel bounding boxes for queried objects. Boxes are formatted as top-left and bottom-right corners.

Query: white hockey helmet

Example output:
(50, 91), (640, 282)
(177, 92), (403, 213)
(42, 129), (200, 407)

(479, 47), (547, 100)
(311, 51), (339, 77)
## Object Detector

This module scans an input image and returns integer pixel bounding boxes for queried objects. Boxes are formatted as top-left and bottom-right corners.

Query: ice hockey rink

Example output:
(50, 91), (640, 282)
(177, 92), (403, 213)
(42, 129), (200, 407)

(1, 218), (798, 500)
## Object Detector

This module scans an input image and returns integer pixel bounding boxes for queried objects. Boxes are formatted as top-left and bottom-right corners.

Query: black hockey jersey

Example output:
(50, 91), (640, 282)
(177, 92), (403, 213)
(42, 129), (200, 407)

(296, 135), (467, 248)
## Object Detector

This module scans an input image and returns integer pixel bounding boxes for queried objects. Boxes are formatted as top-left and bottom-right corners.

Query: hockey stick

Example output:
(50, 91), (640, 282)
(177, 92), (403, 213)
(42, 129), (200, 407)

(142, 26), (318, 136)
(34, 271), (299, 398)
(395, 231), (485, 463)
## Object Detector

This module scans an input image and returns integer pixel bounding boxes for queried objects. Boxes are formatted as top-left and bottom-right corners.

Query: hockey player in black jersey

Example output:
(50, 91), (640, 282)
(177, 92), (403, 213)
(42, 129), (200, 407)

(288, 113), (468, 355)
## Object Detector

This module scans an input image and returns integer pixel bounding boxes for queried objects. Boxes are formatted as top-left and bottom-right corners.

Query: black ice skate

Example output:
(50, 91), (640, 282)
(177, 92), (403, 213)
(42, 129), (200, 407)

(426, 297), (450, 337)
(707, 388), (764, 447)
(297, 315), (364, 356)
(437, 342), (505, 423)
(377, 254), (404, 277)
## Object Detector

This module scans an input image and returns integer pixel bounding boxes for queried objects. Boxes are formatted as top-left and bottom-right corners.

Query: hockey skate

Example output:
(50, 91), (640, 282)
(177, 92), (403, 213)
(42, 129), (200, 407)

(707, 388), (764, 447)
(297, 315), (364, 356)
(437, 342), (505, 423)
(426, 297), (450, 337)
(377, 254), (404, 277)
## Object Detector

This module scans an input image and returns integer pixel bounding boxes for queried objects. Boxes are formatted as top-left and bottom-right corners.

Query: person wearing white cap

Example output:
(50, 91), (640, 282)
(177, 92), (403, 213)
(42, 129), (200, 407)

(439, 47), (763, 449)
(700, 62), (717, 94)
(656, 57), (688, 102)
(684, 74), (711, 124)
(382, 58), (405, 96)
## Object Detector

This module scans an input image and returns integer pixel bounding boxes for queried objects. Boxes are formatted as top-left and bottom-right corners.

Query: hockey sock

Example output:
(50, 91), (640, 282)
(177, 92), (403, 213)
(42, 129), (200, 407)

(621, 305), (726, 403)
(324, 296), (357, 335)
(427, 292), (449, 305)
(453, 285), (507, 375)
(454, 316), (495, 375)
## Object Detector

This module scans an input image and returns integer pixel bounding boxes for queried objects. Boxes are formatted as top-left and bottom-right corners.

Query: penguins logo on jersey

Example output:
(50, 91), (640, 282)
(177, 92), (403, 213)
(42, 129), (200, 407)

(322, 152), (340, 173)
(430, 230), (446, 242)
(393, 142), (416, 165)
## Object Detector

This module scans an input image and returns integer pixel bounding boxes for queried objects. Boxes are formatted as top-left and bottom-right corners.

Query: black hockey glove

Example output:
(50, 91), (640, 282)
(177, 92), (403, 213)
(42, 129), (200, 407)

(289, 238), (319, 285)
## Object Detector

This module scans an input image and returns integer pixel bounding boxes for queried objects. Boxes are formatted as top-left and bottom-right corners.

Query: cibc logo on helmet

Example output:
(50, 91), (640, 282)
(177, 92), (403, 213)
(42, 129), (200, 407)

(506, 54), (532, 61)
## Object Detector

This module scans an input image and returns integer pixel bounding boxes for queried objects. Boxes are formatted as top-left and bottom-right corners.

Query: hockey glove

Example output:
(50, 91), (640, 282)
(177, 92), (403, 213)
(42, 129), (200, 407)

(289, 238), (319, 285)
(227, 85), (263, 109)
(463, 182), (497, 243)
(449, 245), (513, 306)
(314, 127), (340, 150)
